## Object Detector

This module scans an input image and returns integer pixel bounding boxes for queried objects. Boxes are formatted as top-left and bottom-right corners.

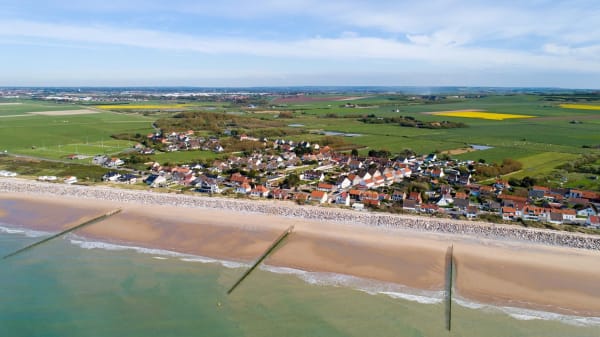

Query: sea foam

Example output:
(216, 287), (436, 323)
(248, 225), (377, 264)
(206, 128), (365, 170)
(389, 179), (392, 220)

(0, 224), (52, 238)
(260, 264), (445, 305)
(453, 296), (600, 327)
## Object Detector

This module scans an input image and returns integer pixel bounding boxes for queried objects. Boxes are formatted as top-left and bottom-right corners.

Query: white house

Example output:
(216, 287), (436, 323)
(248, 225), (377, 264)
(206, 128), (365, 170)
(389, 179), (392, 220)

(335, 192), (350, 206)
(310, 190), (328, 204)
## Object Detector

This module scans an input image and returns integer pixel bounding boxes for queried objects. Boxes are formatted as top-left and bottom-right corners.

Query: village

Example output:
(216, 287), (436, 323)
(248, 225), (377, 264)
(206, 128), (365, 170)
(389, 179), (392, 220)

(86, 128), (600, 230)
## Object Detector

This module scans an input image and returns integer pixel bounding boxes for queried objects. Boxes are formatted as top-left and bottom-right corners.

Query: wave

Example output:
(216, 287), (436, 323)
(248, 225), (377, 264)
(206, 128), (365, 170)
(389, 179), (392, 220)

(453, 296), (600, 327)
(68, 235), (249, 270)
(179, 257), (248, 269)
(0, 224), (52, 238)
(260, 264), (444, 305)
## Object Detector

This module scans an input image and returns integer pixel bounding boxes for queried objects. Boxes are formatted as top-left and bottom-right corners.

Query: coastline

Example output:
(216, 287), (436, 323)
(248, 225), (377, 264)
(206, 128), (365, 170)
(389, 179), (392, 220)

(2, 178), (600, 319)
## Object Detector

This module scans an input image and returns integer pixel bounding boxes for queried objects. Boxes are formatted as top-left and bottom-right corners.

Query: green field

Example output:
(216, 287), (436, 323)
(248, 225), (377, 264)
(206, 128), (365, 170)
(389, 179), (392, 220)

(0, 100), (83, 116)
(1, 95), (599, 186)
(0, 101), (154, 160)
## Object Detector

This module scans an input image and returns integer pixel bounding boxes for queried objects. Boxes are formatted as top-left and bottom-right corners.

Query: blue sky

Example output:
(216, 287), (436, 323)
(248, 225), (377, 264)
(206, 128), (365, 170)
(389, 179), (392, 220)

(1, 0), (599, 88)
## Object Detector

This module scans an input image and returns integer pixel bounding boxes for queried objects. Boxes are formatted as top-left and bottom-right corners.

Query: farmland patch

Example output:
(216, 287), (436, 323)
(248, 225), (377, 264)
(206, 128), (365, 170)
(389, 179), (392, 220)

(430, 110), (535, 120)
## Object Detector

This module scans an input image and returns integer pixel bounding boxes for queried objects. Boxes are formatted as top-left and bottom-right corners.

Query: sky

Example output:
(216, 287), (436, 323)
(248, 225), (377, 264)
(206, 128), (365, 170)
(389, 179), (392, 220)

(0, 0), (599, 88)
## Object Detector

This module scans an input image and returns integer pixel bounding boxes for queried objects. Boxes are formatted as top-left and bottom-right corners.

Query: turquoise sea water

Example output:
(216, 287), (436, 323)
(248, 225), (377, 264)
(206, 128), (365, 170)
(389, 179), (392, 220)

(1, 226), (600, 337)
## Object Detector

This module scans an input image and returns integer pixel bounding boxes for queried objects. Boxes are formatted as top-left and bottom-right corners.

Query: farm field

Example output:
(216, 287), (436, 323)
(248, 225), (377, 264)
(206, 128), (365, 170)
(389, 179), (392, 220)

(560, 104), (600, 111)
(429, 110), (534, 120)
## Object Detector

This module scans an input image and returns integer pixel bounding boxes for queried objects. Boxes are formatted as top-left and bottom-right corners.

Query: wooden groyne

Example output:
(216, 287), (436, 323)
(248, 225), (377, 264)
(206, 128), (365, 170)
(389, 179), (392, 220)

(227, 225), (294, 295)
(2, 209), (121, 260)
(445, 244), (454, 331)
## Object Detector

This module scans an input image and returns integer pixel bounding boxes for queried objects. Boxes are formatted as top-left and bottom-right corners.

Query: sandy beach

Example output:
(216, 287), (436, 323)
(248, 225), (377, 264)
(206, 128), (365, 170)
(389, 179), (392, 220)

(2, 180), (600, 318)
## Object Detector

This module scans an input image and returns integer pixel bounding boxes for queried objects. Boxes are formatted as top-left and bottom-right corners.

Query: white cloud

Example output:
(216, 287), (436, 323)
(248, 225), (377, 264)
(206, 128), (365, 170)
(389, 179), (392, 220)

(1, 19), (600, 74)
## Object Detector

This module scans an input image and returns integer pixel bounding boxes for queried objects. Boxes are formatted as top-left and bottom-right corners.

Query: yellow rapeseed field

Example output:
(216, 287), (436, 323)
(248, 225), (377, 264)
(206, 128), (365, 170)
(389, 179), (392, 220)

(559, 104), (600, 111)
(96, 104), (193, 110)
(432, 111), (535, 120)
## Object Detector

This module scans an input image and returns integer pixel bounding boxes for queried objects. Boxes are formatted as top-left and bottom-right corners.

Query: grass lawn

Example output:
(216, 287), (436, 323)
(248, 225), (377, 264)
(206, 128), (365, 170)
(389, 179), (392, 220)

(153, 150), (222, 165)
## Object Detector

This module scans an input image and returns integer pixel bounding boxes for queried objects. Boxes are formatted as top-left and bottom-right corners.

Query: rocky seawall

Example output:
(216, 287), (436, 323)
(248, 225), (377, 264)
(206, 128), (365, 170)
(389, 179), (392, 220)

(2, 178), (599, 250)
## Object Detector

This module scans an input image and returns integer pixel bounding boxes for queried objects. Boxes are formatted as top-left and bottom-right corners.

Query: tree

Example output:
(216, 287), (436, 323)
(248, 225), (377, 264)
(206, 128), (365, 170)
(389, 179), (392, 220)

(351, 148), (359, 157)
(283, 173), (300, 188)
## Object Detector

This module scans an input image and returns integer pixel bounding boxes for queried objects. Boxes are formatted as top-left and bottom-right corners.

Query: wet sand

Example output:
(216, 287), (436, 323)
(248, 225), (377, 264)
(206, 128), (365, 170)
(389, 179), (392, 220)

(1, 192), (600, 317)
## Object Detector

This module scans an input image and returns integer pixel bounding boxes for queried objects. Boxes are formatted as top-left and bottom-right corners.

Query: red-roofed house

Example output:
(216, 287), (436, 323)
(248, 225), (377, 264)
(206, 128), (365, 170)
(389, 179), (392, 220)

(586, 215), (600, 229)
(317, 182), (335, 192)
(310, 190), (328, 204)
(501, 207), (517, 220)
(250, 185), (270, 198)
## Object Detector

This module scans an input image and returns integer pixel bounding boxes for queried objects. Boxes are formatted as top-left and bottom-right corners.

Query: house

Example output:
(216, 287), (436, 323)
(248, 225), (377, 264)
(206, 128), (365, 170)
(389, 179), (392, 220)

(568, 189), (584, 199)
(310, 190), (328, 204)
(64, 176), (78, 184)
(38, 175), (57, 181)
(437, 193), (453, 207)
(102, 171), (121, 182)
(501, 207), (516, 220)
(301, 170), (325, 181)
(118, 174), (138, 184)
(145, 174), (167, 188)
(558, 209), (576, 222)
(522, 205), (545, 221)
(548, 212), (564, 224)
(586, 215), (600, 229)
(454, 192), (468, 200)
(335, 192), (350, 206)
(271, 188), (290, 200)
(403, 199), (419, 212)
(317, 182), (335, 192)
(335, 176), (352, 190)
(352, 203), (365, 211)
(407, 192), (422, 204)
(577, 206), (597, 218)
(349, 160), (363, 170)
(420, 203), (440, 214)
(430, 167), (445, 178)
(294, 192), (310, 203)
(466, 205), (479, 218)
(360, 178), (374, 189)
(361, 191), (379, 203)
(230, 172), (249, 186)
(349, 189), (363, 200)
(391, 190), (406, 202)
(92, 155), (108, 165)
(529, 186), (550, 199)
(196, 178), (221, 194)
(107, 157), (124, 168)
(348, 174), (362, 186)
(454, 198), (470, 212)
(250, 185), (270, 198)
(236, 182), (252, 194)
(494, 180), (511, 191)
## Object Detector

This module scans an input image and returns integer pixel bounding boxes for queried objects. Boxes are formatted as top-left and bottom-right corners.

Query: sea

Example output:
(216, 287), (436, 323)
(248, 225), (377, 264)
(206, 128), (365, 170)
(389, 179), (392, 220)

(1, 224), (600, 337)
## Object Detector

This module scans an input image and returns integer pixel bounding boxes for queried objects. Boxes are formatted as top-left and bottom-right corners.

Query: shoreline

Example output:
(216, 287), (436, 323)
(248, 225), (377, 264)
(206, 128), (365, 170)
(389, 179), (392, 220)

(2, 178), (600, 318)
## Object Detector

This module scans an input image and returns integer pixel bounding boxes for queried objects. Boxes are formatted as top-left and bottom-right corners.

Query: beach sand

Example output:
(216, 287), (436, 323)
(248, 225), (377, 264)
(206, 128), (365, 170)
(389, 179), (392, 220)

(2, 192), (600, 317)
